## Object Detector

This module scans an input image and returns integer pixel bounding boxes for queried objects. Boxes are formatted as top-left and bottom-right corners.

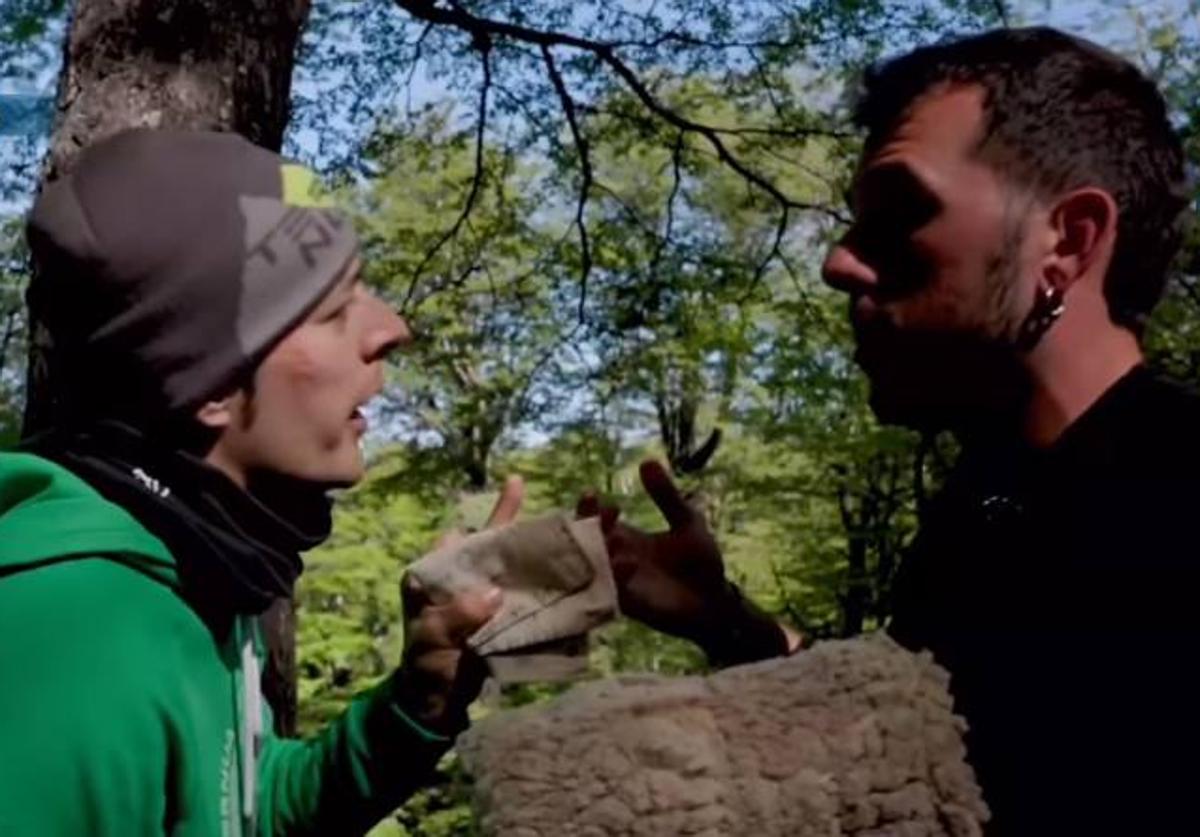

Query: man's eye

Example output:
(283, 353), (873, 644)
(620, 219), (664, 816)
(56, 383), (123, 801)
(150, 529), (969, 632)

(853, 214), (909, 253)
(847, 217), (933, 298)
(323, 302), (351, 322)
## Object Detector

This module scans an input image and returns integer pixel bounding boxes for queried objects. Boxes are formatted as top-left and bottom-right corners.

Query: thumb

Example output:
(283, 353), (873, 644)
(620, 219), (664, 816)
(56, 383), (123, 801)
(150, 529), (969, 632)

(439, 587), (504, 646)
(486, 475), (524, 528)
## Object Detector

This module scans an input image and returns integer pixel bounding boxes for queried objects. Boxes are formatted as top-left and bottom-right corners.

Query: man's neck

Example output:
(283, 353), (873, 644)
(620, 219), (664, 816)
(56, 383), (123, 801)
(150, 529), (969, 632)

(203, 446), (250, 490)
(1020, 323), (1142, 448)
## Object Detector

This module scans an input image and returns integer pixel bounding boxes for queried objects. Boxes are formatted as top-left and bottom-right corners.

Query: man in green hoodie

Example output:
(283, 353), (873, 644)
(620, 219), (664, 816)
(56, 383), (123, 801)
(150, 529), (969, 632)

(0, 128), (519, 836)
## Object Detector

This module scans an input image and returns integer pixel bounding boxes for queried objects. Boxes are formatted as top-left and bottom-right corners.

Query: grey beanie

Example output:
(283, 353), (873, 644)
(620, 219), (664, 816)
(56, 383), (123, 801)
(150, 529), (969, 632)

(26, 128), (359, 418)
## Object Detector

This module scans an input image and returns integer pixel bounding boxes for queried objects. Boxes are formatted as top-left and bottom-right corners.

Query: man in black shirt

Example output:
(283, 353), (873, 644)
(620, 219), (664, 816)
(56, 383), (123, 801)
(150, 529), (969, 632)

(582, 28), (1195, 833)
(884, 365), (1200, 833)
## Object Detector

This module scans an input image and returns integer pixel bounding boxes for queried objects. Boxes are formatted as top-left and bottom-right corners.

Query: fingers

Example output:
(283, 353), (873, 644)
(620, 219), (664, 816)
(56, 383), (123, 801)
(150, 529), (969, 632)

(599, 506), (620, 534)
(397, 587), (502, 732)
(639, 459), (693, 529)
(485, 475), (524, 528)
(576, 492), (600, 518)
(603, 522), (639, 586)
(432, 476), (522, 553)
(417, 587), (503, 648)
(448, 648), (490, 711)
(577, 492), (621, 535)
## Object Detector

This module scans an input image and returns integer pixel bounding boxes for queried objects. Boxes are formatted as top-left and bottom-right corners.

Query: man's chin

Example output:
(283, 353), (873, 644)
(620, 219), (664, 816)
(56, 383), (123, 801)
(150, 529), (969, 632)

(295, 449), (366, 491)
(317, 461), (365, 491)
(866, 381), (952, 432)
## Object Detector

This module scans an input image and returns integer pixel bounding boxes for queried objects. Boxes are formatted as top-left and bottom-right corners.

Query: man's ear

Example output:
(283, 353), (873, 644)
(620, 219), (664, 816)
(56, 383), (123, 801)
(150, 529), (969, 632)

(1042, 187), (1119, 292)
(194, 397), (235, 430)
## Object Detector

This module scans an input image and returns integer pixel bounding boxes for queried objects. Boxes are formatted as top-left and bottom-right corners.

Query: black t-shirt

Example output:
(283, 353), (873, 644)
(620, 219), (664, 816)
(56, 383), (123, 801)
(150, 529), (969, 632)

(888, 366), (1200, 835)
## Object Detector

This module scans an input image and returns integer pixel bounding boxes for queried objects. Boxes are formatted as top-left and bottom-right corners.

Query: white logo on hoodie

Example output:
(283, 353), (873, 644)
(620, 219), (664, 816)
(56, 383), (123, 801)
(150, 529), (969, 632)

(131, 467), (171, 498)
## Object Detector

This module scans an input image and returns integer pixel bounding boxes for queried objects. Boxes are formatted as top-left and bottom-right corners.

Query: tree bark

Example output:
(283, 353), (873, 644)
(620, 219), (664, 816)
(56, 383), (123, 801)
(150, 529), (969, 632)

(260, 597), (298, 735)
(45, 0), (310, 179)
(28, 0), (313, 736)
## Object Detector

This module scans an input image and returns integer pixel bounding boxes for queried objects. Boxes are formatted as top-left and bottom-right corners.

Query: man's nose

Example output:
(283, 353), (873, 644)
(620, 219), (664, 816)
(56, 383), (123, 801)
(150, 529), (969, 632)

(363, 296), (412, 362)
(821, 239), (879, 297)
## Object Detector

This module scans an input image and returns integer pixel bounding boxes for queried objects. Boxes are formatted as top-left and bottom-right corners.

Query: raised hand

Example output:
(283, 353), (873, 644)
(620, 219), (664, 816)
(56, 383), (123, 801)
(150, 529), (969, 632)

(577, 461), (730, 644)
(394, 476), (524, 734)
(579, 461), (800, 666)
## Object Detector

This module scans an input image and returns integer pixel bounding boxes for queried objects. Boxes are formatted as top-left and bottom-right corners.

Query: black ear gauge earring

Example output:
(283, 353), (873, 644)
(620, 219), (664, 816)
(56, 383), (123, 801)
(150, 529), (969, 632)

(1044, 284), (1066, 317)
(1015, 283), (1065, 351)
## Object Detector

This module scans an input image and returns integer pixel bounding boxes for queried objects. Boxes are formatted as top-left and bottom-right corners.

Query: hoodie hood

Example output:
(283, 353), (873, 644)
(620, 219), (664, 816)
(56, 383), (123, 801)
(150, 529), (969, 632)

(0, 451), (176, 586)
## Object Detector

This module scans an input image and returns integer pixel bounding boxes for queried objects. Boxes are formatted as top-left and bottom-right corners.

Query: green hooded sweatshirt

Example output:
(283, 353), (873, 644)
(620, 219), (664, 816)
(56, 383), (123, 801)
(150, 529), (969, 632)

(0, 452), (451, 836)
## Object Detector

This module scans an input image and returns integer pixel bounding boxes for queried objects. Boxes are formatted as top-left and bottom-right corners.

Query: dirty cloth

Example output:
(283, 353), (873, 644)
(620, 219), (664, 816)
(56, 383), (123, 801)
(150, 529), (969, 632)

(407, 516), (618, 682)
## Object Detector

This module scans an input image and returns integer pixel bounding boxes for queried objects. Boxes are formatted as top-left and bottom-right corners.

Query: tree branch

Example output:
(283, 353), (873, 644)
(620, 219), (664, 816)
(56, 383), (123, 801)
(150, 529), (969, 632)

(993, 0), (1010, 27)
(404, 22), (435, 118)
(746, 46), (788, 123)
(493, 81), (557, 140)
(591, 102), (849, 140)
(392, 0), (830, 228)
(649, 131), (684, 284)
(682, 143), (848, 223)
(611, 32), (823, 52)
(541, 43), (593, 324)
(752, 204), (790, 286)
(403, 38), (492, 310)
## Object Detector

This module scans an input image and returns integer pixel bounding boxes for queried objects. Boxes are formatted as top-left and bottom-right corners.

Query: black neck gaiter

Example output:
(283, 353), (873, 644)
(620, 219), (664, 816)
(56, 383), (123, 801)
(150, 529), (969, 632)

(21, 420), (331, 630)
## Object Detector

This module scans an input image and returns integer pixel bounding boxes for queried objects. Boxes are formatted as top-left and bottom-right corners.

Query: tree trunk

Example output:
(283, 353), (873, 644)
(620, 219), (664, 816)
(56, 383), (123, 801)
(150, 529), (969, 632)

(26, 0), (312, 433)
(45, 0), (310, 180)
(28, 0), (313, 736)
(841, 535), (869, 638)
(260, 597), (298, 735)
(836, 482), (870, 638)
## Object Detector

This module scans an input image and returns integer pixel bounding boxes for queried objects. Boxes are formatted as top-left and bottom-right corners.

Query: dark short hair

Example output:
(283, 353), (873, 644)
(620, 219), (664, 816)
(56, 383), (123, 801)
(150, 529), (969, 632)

(854, 27), (1190, 333)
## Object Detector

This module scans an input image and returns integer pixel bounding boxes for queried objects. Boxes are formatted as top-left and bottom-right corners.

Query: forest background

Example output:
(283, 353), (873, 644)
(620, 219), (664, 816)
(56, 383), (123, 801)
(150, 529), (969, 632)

(1, 0), (1198, 833)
